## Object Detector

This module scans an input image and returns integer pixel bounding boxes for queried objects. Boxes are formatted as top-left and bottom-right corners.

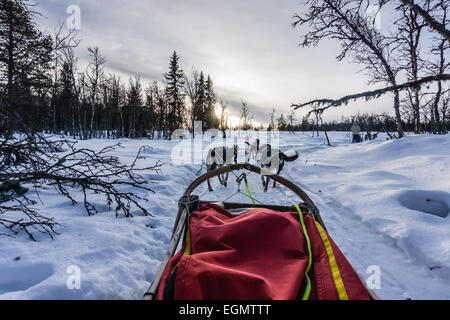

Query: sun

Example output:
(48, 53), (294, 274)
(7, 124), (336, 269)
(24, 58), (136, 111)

(215, 104), (242, 128)
(214, 103), (264, 129)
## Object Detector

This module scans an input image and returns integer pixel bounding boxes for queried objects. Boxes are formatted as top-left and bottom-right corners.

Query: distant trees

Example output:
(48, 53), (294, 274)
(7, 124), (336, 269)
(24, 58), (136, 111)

(277, 114), (287, 131)
(272, 111), (400, 135)
(0, 0), (228, 140)
(184, 70), (221, 134)
(287, 111), (297, 132)
(0, 6), (224, 140)
(239, 100), (254, 130)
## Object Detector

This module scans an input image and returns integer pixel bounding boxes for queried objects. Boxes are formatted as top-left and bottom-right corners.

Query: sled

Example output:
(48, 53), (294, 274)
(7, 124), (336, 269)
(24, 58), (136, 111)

(144, 164), (378, 300)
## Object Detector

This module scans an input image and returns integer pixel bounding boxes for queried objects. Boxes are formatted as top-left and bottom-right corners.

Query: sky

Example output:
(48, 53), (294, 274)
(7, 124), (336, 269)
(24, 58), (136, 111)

(36, 0), (395, 124)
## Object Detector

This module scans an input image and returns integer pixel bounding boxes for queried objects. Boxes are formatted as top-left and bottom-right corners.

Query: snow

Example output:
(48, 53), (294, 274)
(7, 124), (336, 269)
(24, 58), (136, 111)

(0, 132), (449, 300)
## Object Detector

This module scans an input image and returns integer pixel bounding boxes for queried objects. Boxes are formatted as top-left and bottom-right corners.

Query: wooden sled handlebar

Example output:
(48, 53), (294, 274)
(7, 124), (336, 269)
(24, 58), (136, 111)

(183, 163), (315, 204)
(172, 163), (320, 230)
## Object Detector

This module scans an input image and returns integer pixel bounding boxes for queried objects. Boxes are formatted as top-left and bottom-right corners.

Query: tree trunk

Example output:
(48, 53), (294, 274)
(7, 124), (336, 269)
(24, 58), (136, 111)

(414, 88), (420, 134)
(90, 102), (95, 139)
(433, 81), (443, 134)
(393, 90), (404, 138)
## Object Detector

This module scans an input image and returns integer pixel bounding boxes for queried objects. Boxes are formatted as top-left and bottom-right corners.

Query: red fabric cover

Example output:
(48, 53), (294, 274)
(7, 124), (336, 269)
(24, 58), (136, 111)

(157, 204), (371, 300)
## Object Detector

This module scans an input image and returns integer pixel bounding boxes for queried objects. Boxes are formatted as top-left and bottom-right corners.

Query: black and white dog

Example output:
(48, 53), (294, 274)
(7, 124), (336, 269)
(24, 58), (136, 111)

(205, 145), (239, 192)
(260, 144), (299, 192)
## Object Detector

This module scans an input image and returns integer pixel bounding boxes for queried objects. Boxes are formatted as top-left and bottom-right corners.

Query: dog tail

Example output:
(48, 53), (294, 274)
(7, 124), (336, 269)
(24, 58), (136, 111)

(280, 150), (299, 162)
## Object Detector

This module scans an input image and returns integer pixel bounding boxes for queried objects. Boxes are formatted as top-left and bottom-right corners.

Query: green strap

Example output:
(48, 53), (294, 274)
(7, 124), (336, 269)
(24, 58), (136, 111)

(240, 177), (311, 299)
(243, 174), (256, 205)
(293, 204), (313, 300)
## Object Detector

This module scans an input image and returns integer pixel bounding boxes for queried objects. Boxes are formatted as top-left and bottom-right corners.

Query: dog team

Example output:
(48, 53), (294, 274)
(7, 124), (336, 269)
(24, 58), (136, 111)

(205, 139), (299, 192)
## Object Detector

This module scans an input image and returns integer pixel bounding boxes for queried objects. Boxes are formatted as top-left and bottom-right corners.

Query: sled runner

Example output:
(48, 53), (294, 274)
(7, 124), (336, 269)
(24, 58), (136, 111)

(144, 164), (378, 300)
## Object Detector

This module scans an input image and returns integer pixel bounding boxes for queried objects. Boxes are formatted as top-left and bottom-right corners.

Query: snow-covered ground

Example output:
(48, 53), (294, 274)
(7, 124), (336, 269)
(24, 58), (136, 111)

(0, 132), (449, 300)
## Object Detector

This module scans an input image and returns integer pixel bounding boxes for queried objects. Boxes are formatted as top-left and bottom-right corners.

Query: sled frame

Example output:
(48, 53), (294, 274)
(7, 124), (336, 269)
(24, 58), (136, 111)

(144, 164), (378, 300)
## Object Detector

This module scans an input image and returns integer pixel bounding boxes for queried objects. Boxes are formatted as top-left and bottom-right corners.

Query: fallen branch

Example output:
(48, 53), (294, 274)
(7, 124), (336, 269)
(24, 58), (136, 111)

(0, 133), (163, 240)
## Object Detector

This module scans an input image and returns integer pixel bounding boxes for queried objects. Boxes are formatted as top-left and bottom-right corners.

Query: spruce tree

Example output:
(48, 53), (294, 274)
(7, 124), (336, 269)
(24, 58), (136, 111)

(194, 71), (206, 127)
(187, 71), (204, 130)
(0, 0), (53, 133)
(54, 60), (77, 135)
(164, 51), (185, 135)
(277, 114), (287, 131)
(126, 77), (143, 138)
(204, 75), (218, 129)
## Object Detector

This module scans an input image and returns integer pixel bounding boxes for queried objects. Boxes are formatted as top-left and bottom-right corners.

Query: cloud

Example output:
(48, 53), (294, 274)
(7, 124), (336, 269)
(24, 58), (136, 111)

(37, 0), (392, 123)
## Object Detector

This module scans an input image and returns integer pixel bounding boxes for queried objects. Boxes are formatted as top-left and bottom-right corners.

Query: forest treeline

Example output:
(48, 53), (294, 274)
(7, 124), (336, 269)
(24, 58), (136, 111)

(0, 0), (228, 140)
(1, 0), (449, 141)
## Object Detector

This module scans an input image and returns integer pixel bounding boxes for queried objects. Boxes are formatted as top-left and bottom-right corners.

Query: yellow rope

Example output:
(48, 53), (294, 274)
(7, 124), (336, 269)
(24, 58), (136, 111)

(314, 220), (349, 300)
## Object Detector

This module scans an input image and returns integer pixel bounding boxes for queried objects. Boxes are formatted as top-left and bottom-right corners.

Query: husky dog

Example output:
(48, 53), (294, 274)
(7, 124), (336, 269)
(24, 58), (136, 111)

(260, 144), (299, 192)
(206, 145), (239, 192)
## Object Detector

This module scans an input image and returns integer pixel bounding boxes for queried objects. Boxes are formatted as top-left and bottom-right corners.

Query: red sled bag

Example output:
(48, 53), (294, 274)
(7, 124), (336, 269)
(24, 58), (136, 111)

(145, 164), (377, 301)
(156, 204), (372, 300)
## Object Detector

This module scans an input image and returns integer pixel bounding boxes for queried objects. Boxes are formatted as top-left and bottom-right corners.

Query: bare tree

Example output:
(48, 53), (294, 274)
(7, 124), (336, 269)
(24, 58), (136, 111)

(393, 4), (427, 133)
(239, 100), (254, 130)
(311, 105), (321, 138)
(86, 47), (106, 139)
(424, 0), (450, 133)
(293, 0), (405, 137)
(219, 99), (229, 138)
(287, 110), (297, 132)
(395, 0), (450, 43)
(269, 108), (276, 130)
(51, 24), (80, 134)
(292, 1), (450, 136)
(184, 69), (200, 136)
